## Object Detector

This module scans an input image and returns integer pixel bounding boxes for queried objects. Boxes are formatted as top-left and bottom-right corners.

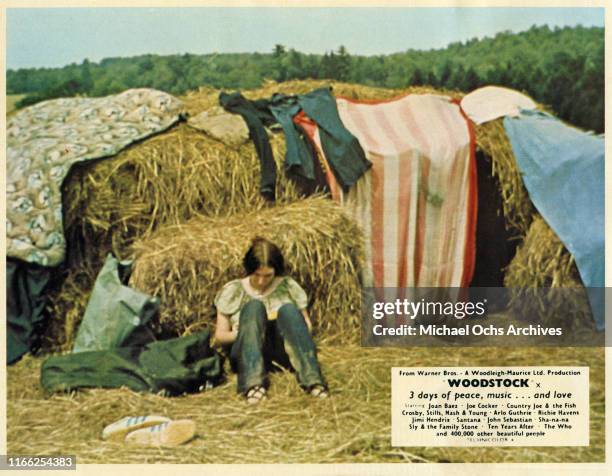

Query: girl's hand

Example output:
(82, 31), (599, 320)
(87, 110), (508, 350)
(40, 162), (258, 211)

(301, 309), (313, 333)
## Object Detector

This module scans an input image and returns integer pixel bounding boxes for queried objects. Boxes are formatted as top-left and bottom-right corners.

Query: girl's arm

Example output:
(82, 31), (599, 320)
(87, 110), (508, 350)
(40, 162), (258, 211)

(301, 309), (313, 333)
(214, 312), (237, 344)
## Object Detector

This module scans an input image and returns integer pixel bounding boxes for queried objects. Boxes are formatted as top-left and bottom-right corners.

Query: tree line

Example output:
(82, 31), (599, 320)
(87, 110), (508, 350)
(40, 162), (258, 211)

(7, 25), (604, 133)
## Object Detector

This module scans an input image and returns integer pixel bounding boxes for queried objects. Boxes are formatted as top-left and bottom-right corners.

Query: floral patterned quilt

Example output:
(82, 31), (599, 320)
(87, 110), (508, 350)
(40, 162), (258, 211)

(7, 88), (184, 266)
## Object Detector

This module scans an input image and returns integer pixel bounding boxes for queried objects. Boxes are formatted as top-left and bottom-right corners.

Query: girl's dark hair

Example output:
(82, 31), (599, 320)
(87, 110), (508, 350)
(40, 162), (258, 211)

(243, 237), (285, 276)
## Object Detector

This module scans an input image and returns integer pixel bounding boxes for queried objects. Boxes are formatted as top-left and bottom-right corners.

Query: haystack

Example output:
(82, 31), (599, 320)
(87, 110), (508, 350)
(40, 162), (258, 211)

(46, 81), (465, 349)
(62, 123), (300, 266)
(59, 79), (524, 266)
(61, 80), (464, 265)
(43, 79), (585, 350)
(128, 196), (363, 343)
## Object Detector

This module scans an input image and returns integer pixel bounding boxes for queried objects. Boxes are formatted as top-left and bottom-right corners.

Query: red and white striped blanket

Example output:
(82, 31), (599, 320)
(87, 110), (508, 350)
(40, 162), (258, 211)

(296, 94), (477, 289)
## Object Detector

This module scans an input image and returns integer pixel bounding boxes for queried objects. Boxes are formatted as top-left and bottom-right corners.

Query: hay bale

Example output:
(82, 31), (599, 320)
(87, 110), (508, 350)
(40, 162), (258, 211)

(475, 119), (535, 236)
(50, 123), (300, 351)
(129, 196), (364, 343)
(43, 264), (99, 352)
(504, 215), (592, 328)
(62, 123), (301, 265)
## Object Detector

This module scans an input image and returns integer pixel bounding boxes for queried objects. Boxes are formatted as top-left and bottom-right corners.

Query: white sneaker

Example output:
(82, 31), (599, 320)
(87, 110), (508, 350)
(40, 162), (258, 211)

(102, 415), (171, 442)
(125, 420), (196, 447)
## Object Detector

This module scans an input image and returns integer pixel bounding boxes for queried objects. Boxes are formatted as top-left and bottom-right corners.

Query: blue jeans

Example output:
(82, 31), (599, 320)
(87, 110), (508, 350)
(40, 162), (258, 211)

(230, 300), (326, 394)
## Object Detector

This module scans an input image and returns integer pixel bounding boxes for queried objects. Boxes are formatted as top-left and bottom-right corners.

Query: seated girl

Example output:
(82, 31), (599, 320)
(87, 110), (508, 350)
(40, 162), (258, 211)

(214, 237), (329, 404)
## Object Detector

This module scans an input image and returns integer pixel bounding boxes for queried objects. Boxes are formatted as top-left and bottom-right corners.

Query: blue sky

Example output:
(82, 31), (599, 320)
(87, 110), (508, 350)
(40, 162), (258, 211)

(6, 7), (605, 70)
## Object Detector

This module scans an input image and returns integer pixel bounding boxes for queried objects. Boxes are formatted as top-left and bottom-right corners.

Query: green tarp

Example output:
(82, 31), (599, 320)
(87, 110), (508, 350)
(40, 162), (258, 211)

(72, 254), (159, 353)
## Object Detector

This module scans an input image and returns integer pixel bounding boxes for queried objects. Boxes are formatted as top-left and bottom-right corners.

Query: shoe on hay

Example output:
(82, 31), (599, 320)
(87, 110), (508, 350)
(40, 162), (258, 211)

(125, 420), (196, 447)
(102, 415), (171, 442)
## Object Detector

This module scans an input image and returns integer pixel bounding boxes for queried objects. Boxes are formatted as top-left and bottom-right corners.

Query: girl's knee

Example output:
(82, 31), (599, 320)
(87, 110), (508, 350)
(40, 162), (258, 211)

(278, 302), (302, 317)
(277, 303), (302, 322)
(239, 299), (267, 324)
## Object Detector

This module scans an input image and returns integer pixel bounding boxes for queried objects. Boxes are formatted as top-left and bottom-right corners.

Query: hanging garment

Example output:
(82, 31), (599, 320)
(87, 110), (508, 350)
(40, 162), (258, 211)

(219, 87), (371, 200)
(268, 94), (317, 182)
(298, 88), (371, 190)
(504, 110), (604, 329)
(298, 94), (477, 289)
(7, 88), (184, 267)
(219, 92), (278, 200)
(294, 111), (344, 201)
(41, 330), (224, 395)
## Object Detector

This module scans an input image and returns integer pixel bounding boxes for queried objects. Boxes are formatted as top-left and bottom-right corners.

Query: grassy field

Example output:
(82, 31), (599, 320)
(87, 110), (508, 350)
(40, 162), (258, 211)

(7, 94), (25, 114)
(7, 344), (604, 464)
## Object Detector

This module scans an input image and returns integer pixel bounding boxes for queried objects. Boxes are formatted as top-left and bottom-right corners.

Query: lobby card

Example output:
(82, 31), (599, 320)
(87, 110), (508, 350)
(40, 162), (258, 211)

(2, 2), (609, 474)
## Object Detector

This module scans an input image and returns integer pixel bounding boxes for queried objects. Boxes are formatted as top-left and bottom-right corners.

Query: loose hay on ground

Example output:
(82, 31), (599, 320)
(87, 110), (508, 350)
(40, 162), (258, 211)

(129, 196), (364, 343)
(7, 345), (604, 463)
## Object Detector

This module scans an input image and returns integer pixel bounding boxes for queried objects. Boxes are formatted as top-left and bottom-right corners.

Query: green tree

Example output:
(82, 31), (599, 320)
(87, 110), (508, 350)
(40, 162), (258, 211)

(426, 70), (438, 87)
(282, 49), (305, 80)
(335, 45), (351, 81)
(438, 61), (453, 87)
(272, 44), (288, 81)
(463, 67), (480, 92)
(448, 64), (465, 90)
(80, 59), (93, 93)
(273, 44), (286, 58)
(410, 67), (424, 86)
(319, 51), (335, 79)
